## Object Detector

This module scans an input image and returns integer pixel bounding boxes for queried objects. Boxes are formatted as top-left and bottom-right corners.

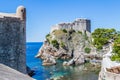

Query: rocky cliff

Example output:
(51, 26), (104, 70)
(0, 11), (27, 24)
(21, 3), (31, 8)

(36, 28), (95, 66)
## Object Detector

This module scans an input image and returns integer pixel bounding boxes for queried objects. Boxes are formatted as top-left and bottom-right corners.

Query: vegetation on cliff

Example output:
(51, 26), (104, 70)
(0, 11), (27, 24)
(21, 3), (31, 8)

(111, 32), (120, 61)
(47, 29), (91, 54)
(92, 28), (120, 61)
(51, 39), (59, 49)
(92, 28), (116, 50)
(37, 28), (93, 66)
(38, 27), (120, 66)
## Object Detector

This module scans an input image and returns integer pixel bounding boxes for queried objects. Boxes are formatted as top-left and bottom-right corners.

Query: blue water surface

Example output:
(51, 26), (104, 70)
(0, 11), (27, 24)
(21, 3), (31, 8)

(26, 42), (45, 80)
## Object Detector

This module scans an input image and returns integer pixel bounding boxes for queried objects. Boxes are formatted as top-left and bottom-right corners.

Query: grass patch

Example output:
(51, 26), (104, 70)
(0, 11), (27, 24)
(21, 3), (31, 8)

(78, 31), (82, 34)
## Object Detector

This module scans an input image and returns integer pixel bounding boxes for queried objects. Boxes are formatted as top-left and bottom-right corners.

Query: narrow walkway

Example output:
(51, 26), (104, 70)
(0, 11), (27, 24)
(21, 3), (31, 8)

(0, 64), (35, 80)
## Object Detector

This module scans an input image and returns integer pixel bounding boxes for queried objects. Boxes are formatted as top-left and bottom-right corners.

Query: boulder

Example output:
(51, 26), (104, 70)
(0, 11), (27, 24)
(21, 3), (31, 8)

(63, 61), (68, 66)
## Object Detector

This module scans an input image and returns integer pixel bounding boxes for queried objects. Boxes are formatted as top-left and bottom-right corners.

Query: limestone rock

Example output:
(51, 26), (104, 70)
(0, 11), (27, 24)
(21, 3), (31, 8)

(36, 19), (93, 66)
(63, 54), (85, 66)
(106, 66), (120, 74)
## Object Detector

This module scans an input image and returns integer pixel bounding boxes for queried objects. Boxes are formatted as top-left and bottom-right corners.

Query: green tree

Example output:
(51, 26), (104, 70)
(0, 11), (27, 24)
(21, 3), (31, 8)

(111, 35), (120, 61)
(113, 43), (120, 56)
(109, 30), (120, 61)
(92, 28), (116, 49)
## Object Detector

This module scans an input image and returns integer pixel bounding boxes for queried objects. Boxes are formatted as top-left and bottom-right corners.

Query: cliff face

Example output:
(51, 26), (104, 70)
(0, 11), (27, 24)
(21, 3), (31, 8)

(36, 29), (93, 66)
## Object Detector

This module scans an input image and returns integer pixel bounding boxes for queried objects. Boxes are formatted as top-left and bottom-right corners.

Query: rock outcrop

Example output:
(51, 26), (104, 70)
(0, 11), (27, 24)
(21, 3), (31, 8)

(36, 26), (93, 66)
(106, 66), (120, 74)
(36, 19), (111, 66)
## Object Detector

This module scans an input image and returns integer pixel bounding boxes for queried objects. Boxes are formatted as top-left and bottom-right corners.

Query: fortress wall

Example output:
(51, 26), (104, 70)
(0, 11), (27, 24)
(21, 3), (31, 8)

(0, 17), (26, 73)
(0, 6), (26, 74)
(50, 19), (91, 33)
(51, 25), (60, 32)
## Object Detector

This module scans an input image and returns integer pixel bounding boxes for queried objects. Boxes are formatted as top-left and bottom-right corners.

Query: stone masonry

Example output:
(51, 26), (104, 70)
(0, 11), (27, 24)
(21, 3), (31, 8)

(0, 6), (26, 73)
(51, 18), (91, 33)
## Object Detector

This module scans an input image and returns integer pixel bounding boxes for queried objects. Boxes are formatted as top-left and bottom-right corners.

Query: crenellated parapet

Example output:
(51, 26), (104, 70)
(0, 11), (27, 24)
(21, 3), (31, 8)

(51, 18), (91, 33)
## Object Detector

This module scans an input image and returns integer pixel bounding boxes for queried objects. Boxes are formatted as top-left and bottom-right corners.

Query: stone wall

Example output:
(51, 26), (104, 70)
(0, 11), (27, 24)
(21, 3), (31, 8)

(51, 18), (91, 33)
(98, 68), (120, 80)
(0, 6), (26, 73)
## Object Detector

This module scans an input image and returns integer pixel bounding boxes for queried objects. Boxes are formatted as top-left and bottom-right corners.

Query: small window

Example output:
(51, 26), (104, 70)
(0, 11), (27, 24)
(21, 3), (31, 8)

(21, 9), (24, 13)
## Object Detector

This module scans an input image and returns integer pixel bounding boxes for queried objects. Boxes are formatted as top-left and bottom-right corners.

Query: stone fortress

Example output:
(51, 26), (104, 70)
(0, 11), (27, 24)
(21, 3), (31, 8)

(0, 6), (26, 73)
(51, 18), (91, 35)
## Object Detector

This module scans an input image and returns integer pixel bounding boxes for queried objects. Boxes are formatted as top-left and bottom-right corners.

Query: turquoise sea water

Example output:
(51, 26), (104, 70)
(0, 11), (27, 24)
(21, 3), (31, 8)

(26, 42), (98, 80)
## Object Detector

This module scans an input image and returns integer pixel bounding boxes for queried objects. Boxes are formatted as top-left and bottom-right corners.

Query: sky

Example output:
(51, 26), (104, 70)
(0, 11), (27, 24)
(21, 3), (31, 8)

(0, 0), (120, 42)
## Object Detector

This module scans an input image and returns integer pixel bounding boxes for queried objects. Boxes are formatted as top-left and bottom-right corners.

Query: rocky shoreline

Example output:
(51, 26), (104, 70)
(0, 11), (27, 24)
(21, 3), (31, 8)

(35, 19), (120, 80)
(35, 40), (103, 66)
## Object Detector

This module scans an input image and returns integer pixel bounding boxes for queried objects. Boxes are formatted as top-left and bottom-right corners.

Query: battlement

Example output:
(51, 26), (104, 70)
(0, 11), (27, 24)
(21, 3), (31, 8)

(51, 18), (91, 33)
(0, 6), (26, 20)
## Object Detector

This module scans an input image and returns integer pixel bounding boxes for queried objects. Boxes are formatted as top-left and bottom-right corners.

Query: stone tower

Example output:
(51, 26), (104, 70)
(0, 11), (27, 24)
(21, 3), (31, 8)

(0, 6), (26, 73)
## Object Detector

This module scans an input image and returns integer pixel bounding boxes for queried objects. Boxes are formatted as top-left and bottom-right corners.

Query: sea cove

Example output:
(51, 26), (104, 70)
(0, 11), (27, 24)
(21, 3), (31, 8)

(27, 42), (99, 80)
(0, 1), (120, 80)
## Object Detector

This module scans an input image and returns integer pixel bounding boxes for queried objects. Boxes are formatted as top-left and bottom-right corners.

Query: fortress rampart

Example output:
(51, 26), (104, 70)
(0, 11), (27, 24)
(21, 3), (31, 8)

(0, 6), (26, 73)
(51, 18), (91, 33)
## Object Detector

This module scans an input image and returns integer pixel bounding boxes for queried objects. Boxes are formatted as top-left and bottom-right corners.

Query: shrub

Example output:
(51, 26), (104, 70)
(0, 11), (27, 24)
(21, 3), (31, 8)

(62, 29), (67, 33)
(46, 34), (50, 38)
(78, 31), (82, 34)
(69, 29), (75, 34)
(111, 54), (120, 62)
(84, 47), (91, 53)
(51, 40), (59, 49)
(60, 42), (65, 48)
